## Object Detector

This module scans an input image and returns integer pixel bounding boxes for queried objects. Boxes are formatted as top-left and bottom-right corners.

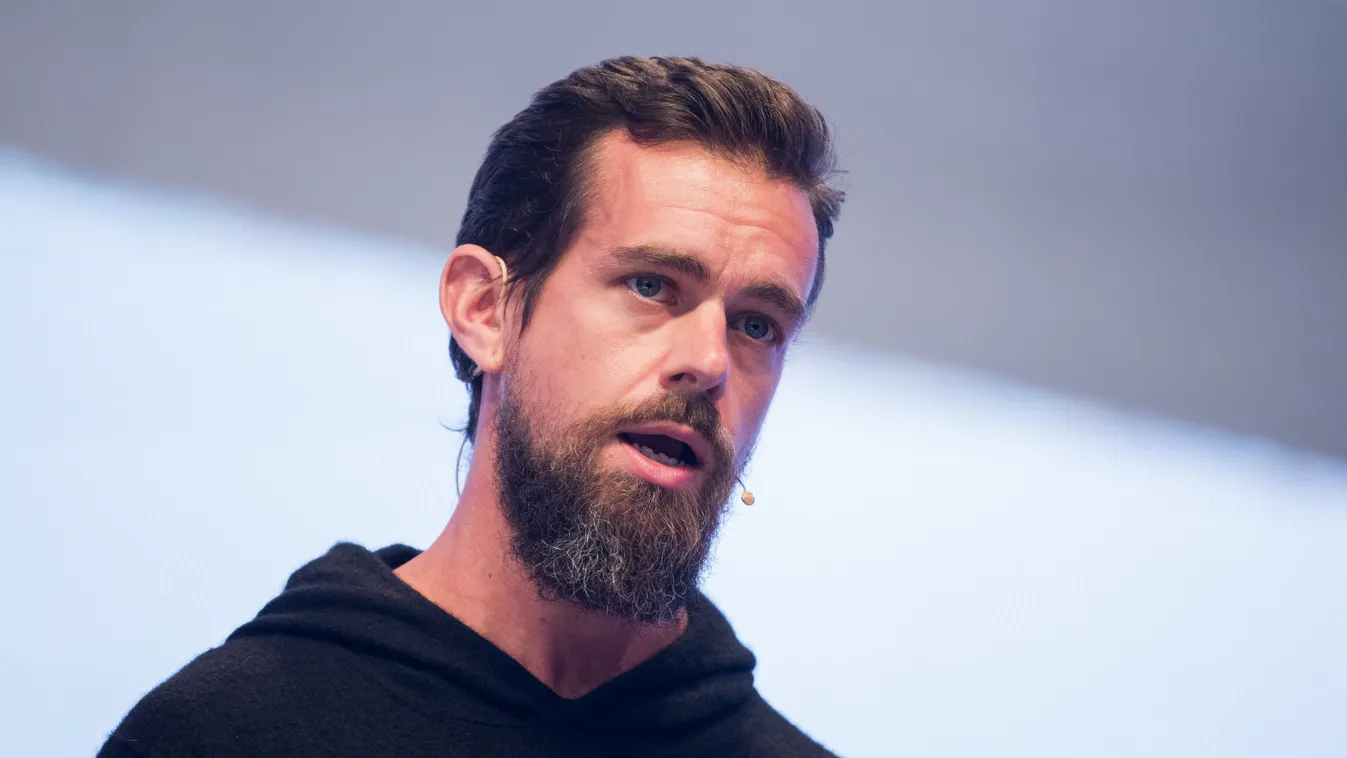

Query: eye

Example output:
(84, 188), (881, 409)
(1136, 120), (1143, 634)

(626, 274), (672, 302)
(733, 313), (778, 343)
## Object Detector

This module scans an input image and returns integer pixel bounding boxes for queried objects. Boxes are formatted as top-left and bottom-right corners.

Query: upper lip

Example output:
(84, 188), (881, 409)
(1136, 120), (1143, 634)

(618, 421), (714, 469)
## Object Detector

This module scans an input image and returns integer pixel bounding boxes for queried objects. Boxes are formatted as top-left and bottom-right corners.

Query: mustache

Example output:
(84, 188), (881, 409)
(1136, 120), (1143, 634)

(605, 390), (734, 468)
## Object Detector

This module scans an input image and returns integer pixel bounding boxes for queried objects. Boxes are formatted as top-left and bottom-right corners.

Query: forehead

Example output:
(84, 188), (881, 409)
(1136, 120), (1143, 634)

(576, 131), (819, 294)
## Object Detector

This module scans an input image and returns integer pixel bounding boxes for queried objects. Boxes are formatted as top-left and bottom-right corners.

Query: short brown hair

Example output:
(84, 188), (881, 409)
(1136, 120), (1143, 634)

(451, 56), (844, 441)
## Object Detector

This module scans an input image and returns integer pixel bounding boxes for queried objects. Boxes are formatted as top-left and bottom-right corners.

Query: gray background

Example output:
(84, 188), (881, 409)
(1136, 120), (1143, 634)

(3, 0), (1344, 459)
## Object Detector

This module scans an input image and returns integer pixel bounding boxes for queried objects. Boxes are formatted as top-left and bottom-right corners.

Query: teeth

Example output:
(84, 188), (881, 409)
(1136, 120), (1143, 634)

(636, 443), (685, 468)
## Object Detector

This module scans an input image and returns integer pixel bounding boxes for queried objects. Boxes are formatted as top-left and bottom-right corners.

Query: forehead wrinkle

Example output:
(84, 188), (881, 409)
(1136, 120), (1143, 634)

(679, 181), (819, 304)
(579, 133), (819, 304)
(655, 185), (814, 261)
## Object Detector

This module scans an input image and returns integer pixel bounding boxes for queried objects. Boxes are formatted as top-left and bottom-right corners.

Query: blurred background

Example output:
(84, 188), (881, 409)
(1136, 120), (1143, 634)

(1, 2), (1345, 756)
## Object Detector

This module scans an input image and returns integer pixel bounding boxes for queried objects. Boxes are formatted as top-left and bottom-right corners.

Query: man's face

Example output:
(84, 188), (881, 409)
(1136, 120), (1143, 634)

(492, 132), (819, 622)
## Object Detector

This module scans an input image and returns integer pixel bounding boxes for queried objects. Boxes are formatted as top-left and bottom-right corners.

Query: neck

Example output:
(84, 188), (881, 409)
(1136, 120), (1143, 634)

(394, 456), (688, 700)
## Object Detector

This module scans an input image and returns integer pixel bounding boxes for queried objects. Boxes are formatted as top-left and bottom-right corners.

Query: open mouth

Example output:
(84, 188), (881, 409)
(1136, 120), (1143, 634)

(618, 432), (701, 469)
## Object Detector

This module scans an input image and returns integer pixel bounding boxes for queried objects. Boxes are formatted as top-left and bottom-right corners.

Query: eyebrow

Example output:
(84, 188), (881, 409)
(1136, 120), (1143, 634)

(611, 244), (712, 282)
(610, 244), (807, 329)
(740, 281), (807, 329)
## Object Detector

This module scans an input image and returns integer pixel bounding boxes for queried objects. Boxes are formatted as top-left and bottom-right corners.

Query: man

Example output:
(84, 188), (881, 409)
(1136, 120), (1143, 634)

(101, 56), (844, 757)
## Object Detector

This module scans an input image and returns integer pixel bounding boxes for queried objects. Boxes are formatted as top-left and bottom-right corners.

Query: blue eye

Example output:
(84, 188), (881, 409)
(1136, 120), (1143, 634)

(735, 314), (777, 342)
(628, 275), (665, 299)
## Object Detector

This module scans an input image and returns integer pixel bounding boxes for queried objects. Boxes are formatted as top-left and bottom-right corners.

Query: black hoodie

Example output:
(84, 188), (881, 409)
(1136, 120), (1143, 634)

(99, 543), (836, 757)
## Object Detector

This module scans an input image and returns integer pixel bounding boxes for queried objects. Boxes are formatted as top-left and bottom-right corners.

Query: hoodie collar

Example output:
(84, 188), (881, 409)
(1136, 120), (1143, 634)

(229, 543), (758, 731)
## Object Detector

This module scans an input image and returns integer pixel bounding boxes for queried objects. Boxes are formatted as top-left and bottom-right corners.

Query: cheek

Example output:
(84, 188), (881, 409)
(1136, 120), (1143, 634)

(512, 309), (652, 418)
(725, 372), (781, 454)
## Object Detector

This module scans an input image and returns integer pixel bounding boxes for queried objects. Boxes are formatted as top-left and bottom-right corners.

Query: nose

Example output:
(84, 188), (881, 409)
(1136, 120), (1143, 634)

(662, 302), (730, 401)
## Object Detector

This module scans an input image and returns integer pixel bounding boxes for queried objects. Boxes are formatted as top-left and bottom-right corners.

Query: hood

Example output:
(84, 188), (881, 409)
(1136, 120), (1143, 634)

(227, 543), (759, 734)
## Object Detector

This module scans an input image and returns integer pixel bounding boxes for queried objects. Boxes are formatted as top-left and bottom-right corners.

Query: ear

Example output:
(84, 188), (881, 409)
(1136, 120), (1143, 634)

(440, 244), (510, 375)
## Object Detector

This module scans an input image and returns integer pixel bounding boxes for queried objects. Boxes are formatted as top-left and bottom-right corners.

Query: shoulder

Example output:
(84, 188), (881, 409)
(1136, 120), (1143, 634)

(725, 691), (838, 757)
(100, 634), (371, 757)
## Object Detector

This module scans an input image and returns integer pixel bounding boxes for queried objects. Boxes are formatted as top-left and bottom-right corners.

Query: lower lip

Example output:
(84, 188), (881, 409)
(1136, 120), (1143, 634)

(617, 439), (703, 489)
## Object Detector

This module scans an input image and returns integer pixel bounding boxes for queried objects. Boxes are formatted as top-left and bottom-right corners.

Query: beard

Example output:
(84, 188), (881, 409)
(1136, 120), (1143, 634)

(492, 378), (742, 624)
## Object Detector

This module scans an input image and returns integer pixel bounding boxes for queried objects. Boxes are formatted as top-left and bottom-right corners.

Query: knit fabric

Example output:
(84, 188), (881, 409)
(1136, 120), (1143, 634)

(99, 543), (835, 757)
